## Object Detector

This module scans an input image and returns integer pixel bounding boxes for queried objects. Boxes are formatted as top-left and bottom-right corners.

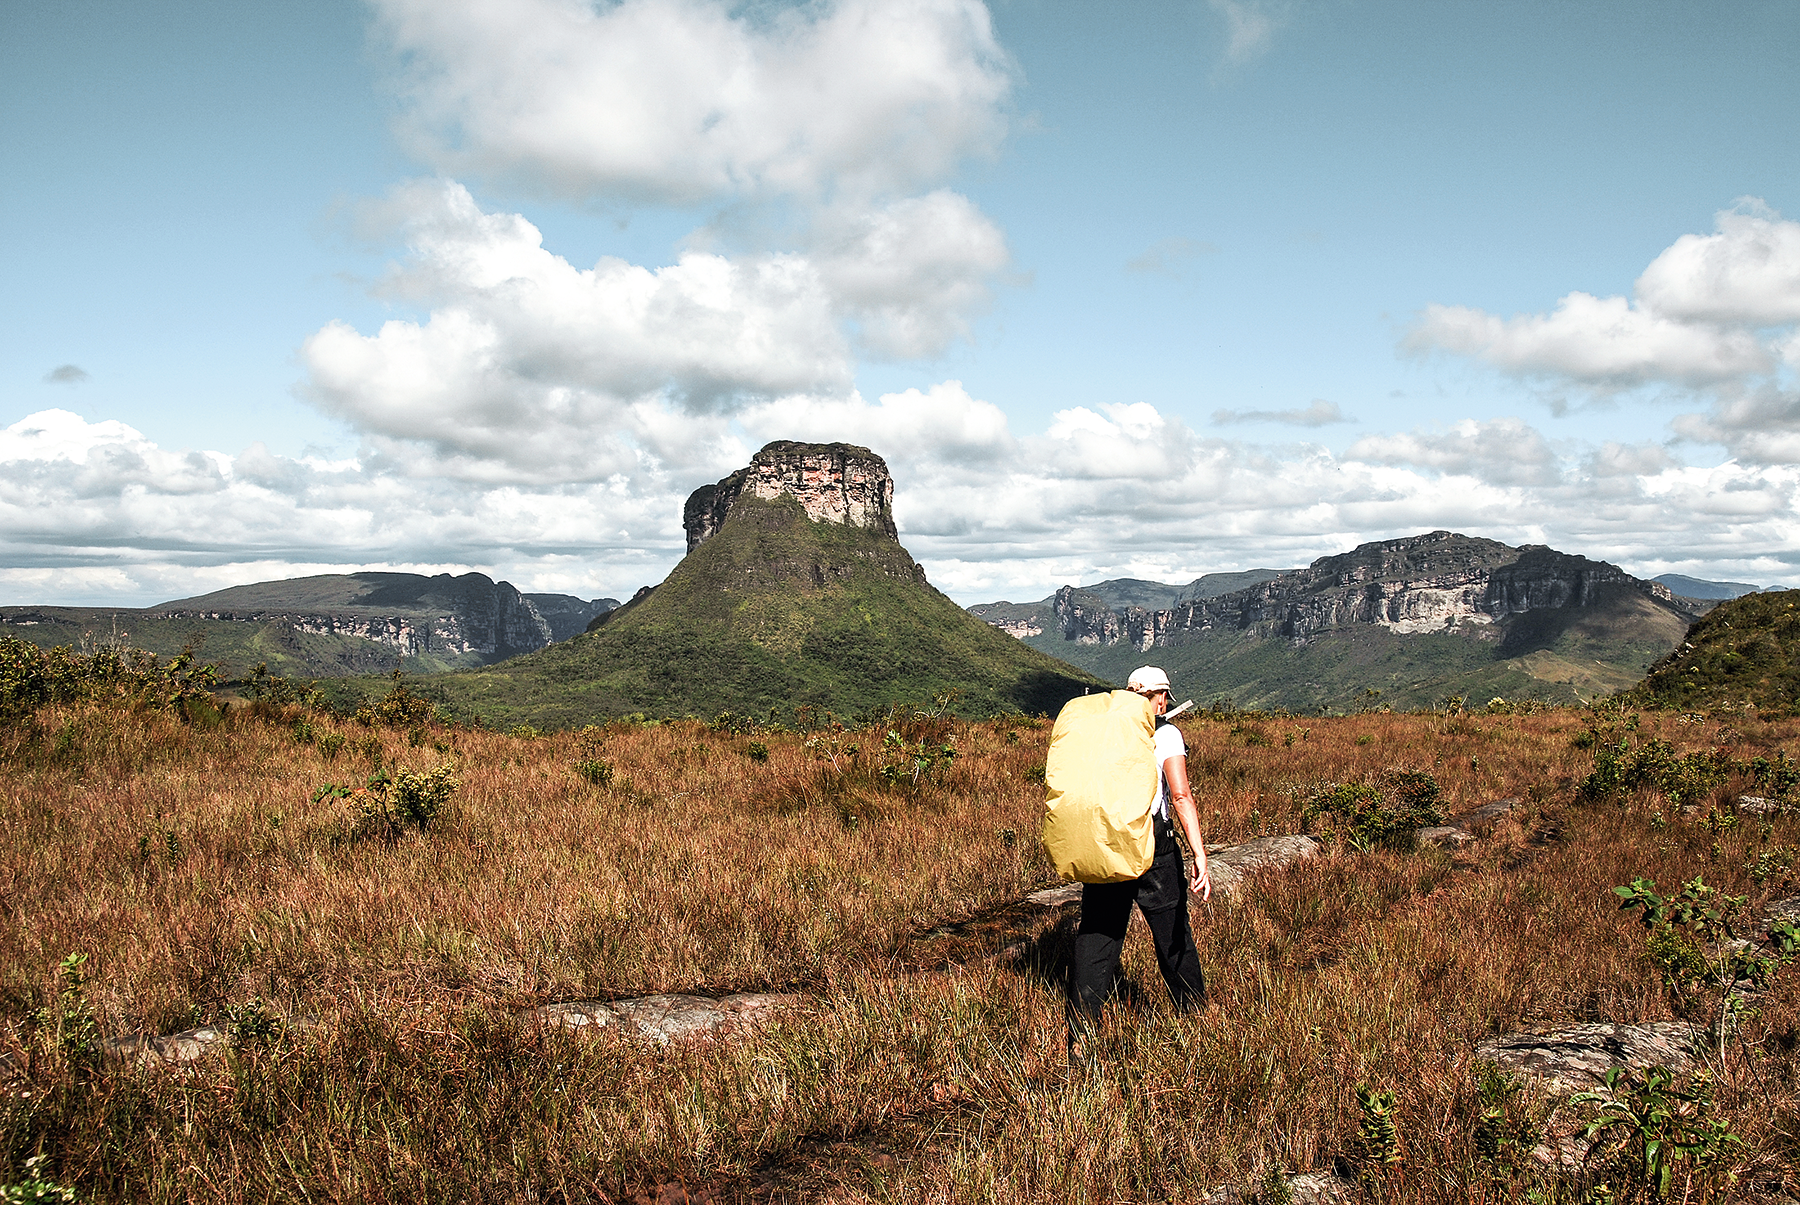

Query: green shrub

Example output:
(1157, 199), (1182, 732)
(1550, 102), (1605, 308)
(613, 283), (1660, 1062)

(1304, 769), (1444, 851)
(573, 758), (614, 786)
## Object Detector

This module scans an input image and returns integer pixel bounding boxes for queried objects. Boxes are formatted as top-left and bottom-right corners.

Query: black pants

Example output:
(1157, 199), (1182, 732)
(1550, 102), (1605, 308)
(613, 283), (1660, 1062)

(1069, 817), (1206, 1020)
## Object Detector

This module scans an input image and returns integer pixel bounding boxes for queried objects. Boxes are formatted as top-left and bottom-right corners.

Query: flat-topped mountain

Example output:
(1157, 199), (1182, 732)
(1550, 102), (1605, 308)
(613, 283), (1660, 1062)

(972, 531), (1709, 711)
(401, 442), (1106, 727)
(0, 572), (618, 680)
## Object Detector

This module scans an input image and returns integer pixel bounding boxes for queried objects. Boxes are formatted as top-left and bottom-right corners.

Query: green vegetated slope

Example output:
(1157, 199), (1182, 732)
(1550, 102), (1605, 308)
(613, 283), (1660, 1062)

(1626, 588), (1800, 713)
(1015, 583), (1690, 712)
(362, 496), (1108, 728)
(0, 609), (416, 680)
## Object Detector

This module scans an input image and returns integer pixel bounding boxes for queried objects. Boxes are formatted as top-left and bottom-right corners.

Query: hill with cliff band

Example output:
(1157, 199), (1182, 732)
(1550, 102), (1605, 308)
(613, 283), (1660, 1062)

(384, 443), (1106, 727)
(972, 531), (1709, 711)
(0, 573), (616, 680)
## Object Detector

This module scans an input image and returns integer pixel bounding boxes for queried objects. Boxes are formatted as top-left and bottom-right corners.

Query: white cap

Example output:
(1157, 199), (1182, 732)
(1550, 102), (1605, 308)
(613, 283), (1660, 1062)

(1127, 666), (1170, 692)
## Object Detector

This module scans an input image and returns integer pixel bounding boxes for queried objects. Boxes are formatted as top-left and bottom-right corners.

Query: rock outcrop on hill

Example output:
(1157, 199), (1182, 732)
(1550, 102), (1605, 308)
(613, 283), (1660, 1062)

(155, 572), (556, 661)
(417, 440), (1106, 727)
(684, 441), (897, 553)
(974, 531), (1705, 710)
(1053, 533), (1682, 649)
(0, 573), (623, 681)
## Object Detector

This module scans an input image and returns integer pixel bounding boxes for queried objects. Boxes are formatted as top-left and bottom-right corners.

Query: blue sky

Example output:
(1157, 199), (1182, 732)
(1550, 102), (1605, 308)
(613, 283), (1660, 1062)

(4, 0), (1799, 606)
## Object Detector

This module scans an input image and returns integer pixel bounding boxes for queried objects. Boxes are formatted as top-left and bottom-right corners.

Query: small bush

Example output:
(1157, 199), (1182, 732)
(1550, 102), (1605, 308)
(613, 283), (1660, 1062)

(573, 758), (614, 786)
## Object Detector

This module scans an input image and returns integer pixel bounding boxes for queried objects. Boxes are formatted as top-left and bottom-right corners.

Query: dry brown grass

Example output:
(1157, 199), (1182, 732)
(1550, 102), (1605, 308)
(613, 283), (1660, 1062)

(3, 700), (1799, 1202)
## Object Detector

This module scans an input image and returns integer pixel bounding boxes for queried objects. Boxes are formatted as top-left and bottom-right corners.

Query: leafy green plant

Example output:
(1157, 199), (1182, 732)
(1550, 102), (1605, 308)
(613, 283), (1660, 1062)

(1569, 1066), (1739, 1201)
(572, 758), (614, 786)
(322, 763), (462, 840)
(1472, 1060), (1539, 1169)
(31, 952), (98, 1070)
(746, 741), (770, 763)
(1303, 769), (1444, 852)
(1581, 738), (1730, 807)
(0, 1156), (76, 1204)
(1352, 1082), (1402, 1187)
(877, 729), (956, 790)
(223, 997), (283, 1048)
(1614, 874), (1800, 1059)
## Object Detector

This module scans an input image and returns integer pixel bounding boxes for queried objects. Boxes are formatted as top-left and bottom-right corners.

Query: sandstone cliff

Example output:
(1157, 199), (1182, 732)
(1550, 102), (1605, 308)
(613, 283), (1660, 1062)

(152, 572), (559, 662)
(684, 441), (898, 553)
(1051, 532), (1693, 650)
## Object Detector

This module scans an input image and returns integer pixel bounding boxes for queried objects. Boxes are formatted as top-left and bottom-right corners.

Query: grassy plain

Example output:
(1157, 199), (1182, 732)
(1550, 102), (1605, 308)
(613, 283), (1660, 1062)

(4, 692), (1800, 1203)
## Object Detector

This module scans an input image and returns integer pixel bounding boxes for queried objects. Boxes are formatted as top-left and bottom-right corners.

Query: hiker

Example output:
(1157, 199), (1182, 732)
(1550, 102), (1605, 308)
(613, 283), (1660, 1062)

(1068, 665), (1210, 1025)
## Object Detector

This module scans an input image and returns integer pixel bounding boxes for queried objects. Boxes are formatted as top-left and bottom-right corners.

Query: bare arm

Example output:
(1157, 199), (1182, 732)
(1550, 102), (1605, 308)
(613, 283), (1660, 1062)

(1163, 751), (1210, 900)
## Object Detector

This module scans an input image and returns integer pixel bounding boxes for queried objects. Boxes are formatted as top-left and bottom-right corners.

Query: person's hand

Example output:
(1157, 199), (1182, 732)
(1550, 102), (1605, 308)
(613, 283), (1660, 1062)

(1192, 860), (1211, 901)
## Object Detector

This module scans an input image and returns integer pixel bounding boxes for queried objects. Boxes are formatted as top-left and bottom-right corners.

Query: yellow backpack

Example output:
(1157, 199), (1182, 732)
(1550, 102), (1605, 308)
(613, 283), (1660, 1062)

(1041, 690), (1156, 883)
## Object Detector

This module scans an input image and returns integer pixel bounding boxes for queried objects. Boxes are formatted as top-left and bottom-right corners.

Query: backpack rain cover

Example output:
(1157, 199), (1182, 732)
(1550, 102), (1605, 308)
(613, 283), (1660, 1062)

(1041, 690), (1157, 883)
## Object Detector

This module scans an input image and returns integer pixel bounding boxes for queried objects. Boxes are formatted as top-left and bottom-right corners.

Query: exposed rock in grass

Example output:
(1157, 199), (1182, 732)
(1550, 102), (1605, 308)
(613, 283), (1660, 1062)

(1455, 797), (1520, 828)
(1415, 824), (1478, 849)
(519, 993), (805, 1045)
(1025, 883), (1082, 907)
(1473, 1021), (1705, 1094)
(1201, 1170), (1356, 1204)
(1207, 835), (1322, 900)
(102, 1024), (228, 1066)
(1739, 794), (1785, 815)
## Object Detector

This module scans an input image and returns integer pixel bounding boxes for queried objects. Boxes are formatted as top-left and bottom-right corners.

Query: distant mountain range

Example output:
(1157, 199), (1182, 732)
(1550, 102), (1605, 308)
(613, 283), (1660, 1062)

(1650, 574), (1774, 601)
(971, 532), (1713, 711)
(0, 573), (617, 680)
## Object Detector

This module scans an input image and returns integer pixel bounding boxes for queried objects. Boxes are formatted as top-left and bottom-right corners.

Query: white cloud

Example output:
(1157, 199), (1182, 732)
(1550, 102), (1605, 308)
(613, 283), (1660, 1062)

(375, 0), (1012, 206)
(1345, 417), (1562, 487)
(1409, 202), (1800, 437)
(1212, 398), (1349, 427)
(812, 190), (1009, 358)
(1409, 292), (1770, 389)
(303, 181), (1009, 485)
(1635, 200), (1800, 327)
(11, 400), (1800, 608)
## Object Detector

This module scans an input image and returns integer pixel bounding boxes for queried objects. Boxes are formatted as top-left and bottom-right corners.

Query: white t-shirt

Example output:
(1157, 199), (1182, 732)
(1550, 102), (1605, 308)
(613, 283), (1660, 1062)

(1150, 721), (1186, 822)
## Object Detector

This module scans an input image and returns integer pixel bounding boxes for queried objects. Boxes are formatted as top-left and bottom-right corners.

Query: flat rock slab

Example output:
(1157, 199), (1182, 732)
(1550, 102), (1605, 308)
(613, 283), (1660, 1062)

(1739, 795), (1787, 815)
(1474, 1021), (1704, 1095)
(1767, 896), (1800, 927)
(522, 993), (804, 1045)
(103, 1024), (227, 1066)
(1416, 824), (1477, 849)
(1454, 797), (1520, 827)
(1201, 1172), (1355, 1204)
(1207, 835), (1322, 900)
(1024, 883), (1083, 907)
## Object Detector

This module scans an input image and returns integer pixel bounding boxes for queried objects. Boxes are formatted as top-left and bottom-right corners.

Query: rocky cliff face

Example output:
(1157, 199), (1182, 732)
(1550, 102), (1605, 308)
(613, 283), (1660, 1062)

(1051, 531), (1689, 649)
(684, 441), (898, 553)
(157, 572), (555, 660)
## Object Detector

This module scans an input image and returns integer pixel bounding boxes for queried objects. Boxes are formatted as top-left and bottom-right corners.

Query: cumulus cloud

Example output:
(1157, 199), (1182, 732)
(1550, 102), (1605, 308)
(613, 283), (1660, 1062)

(1409, 201), (1800, 403)
(1409, 292), (1770, 389)
(374, 0), (1012, 206)
(302, 181), (1009, 482)
(43, 365), (89, 385)
(1635, 200), (1800, 327)
(1212, 399), (1349, 427)
(1345, 417), (1562, 487)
